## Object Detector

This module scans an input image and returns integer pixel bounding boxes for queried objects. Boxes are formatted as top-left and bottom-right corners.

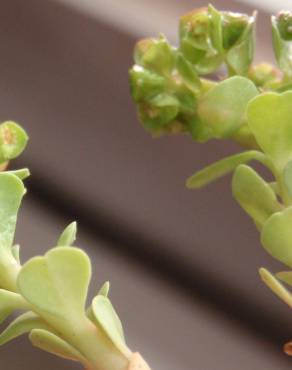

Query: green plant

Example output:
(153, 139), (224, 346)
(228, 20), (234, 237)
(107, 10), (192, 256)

(129, 4), (292, 356)
(0, 127), (151, 368)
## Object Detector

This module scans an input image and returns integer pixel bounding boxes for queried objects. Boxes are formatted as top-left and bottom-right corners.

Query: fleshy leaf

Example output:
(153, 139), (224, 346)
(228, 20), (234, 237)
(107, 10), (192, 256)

(283, 160), (292, 197)
(0, 173), (26, 250)
(198, 76), (258, 138)
(129, 66), (165, 103)
(259, 268), (292, 307)
(134, 36), (176, 75)
(232, 165), (281, 227)
(0, 289), (28, 324)
(17, 247), (91, 318)
(6, 168), (30, 180)
(98, 281), (110, 297)
(272, 12), (292, 77)
(247, 91), (292, 170)
(29, 329), (88, 365)
(11, 245), (20, 264)
(176, 54), (201, 93)
(261, 207), (292, 267)
(225, 12), (256, 75)
(0, 312), (51, 345)
(276, 271), (292, 287)
(186, 150), (266, 189)
(57, 222), (77, 247)
(0, 121), (28, 163)
(91, 295), (126, 353)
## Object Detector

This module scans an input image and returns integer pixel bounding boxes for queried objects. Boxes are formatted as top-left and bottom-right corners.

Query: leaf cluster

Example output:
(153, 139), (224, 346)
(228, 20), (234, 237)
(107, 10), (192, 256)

(129, 4), (292, 352)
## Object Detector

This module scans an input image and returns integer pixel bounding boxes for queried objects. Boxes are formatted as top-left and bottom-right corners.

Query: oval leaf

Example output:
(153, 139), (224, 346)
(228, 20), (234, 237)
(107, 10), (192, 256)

(17, 247), (91, 318)
(232, 165), (281, 227)
(186, 150), (266, 189)
(198, 76), (258, 138)
(0, 173), (26, 250)
(247, 91), (292, 169)
(259, 268), (292, 307)
(29, 329), (88, 365)
(0, 121), (28, 162)
(0, 289), (28, 324)
(284, 159), (292, 198)
(261, 207), (292, 267)
(0, 312), (51, 346)
(276, 271), (292, 287)
(91, 295), (127, 355)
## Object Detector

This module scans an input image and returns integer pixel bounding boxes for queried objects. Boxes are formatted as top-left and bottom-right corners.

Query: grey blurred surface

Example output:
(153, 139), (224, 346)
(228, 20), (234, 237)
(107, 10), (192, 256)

(0, 0), (290, 369)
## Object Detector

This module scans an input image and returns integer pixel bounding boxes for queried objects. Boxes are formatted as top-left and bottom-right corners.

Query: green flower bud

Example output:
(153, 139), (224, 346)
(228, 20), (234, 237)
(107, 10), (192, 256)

(272, 11), (292, 77)
(179, 5), (255, 75)
(223, 11), (256, 75)
(248, 63), (281, 88)
(130, 36), (202, 136)
(179, 7), (223, 75)
(137, 93), (179, 133)
(134, 36), (176, 75)
(129, 66), (165, 102)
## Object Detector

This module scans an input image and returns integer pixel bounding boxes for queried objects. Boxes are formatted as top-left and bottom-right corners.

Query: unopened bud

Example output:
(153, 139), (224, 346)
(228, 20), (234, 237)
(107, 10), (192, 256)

(272, 11), (292, 77)
(134, 36), (175, 75)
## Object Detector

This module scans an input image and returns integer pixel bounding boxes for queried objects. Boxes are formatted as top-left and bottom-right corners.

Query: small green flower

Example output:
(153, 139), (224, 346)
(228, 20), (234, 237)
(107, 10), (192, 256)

(129, 36), (200, 136)
(179, 5), (255, 75)
(272, 11), (292, 77)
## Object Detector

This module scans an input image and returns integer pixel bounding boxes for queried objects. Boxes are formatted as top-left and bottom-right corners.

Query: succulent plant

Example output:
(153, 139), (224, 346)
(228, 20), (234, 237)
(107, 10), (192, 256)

(129, 4), (292, 356)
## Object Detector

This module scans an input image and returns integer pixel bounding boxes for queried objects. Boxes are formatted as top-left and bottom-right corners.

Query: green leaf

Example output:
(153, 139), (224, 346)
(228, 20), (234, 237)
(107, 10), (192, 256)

(284, 160), (292, 197)
(91, 295), (126, 353)
(198, 76), (258, 138)
(29, 329), (88, 365)
(0, 289), (28, 324)
(232, 165), (281, 227)
(272, 13), (292, 76)
(57, 222), (77, 247)
(134, 36), (176, 75)
(98, 281), (110, 297)
(0, 312), (51, 345)
(17, 247), (91, 318)
(208, 4), (223, 53)
(0, 173), (26, 250)
(179, 8), (223, 75)
(6, 168), (30, 180)
(276, 271), (292, 287)
(259, 268), (292, 307)
(0, 121), (28, 162)
(261, 206), (292, 267)
(225, 13), (256, 75)
(11, 245), (20, 264)
(176, 54), (201, 93)
(129, 66), (165, 103)
(186, 150), (266, 189)
(247, 91), (292, 170)
(138, 94), (179, 129)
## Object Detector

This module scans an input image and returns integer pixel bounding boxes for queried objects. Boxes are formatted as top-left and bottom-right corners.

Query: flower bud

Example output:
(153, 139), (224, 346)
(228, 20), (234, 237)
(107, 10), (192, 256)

(129, 66), (165, 102)
(248, 63), (280, 88)
(272, 11), (292, 77)
(179, 7), (222, 75)
(134, 36), (175, 75)
(179, 5), (255, 75)
(223, 11), (256, 75)
(130, 36), (201, 136)
(138, 93), (179, 132)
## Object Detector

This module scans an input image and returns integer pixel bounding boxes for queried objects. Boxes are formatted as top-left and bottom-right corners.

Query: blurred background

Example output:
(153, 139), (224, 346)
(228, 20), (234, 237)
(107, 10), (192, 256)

(0, 0), (292, 369)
